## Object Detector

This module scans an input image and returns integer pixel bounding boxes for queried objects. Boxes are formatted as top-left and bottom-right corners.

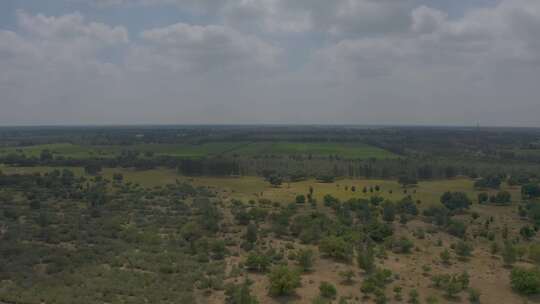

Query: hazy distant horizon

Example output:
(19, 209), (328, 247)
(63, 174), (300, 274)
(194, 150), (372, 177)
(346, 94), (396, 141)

(0, 123), (539, 131)
(1, 0), (540, 126)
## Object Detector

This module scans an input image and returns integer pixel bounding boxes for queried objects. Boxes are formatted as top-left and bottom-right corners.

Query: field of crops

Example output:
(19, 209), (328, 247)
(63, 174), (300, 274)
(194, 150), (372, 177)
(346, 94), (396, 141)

(0, 141), (398, 160)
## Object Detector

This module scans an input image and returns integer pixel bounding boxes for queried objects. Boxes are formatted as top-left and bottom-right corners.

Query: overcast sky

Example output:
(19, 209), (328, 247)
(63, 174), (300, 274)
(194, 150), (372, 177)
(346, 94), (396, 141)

(0, 0), (539, 126)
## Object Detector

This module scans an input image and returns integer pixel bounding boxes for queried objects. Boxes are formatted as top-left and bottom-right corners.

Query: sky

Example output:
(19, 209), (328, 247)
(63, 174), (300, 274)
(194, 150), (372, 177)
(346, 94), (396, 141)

(0, 0), (539, 126)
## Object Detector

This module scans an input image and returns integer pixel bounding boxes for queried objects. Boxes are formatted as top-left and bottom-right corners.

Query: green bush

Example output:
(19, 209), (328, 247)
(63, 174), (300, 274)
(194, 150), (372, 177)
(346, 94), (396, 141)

(510, 267), (540, 295)
(319, 282), (337, 298)
(268, 266), (301, 296)
(319, 236), (353, 262)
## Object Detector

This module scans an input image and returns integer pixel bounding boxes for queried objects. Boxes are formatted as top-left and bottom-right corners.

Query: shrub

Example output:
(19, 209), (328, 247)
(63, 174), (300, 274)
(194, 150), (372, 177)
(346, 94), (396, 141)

(319, 236), (353, 262)
(520, 225), (536, 241)
(396, 197), (418, 216)
(440, 249), (451, 265)
(382, 201), (396, 222)
(296, 248), (314, 272)
(295, 195), (306, 204)
(510, 267), (540, 295)
(357, 245), (376, 274)
(468, 288), (481, 303)
(339, 270), (356, 284)
(446, 220), (467, 238)
(390, 237), (414, 254)
(361, 268), (393, 294)
(319, 282), (337, 299)
(502, 241), (517, 266)
(245, 252), (271, 273)
(225, 279), (259, 304)
(529, 244), (540, 265)
(454, 241), (473, 260)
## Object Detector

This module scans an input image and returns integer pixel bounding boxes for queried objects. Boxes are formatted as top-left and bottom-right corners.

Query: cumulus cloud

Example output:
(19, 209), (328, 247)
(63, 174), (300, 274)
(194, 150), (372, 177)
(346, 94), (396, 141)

(315, 0), (540, 77)
(82, 0), (418, 35)
(134, 22), (280, 73)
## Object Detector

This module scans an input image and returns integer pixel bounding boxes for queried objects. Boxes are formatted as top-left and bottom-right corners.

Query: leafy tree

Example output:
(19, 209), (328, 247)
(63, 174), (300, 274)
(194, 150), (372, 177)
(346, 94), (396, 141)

(490, 191), (511, 205)
(522, 183), (540, 199)
(477, 192), (488, 204)
(520, 225), (535, 241)
(474, 175), (502, 189)
(268, 175), (283, 187)
(268, 266), (301, 296)
(396, 197), (418, 216)
(367, 221), (394, 243)
(323, 194), (340, 208)
(440, 192), (471, 212)
(84, 163), (102, 175)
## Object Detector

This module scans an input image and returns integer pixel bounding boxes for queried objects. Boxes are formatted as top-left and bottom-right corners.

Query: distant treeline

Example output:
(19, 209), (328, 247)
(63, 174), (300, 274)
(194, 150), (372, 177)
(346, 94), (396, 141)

(2, 151), (539, 181)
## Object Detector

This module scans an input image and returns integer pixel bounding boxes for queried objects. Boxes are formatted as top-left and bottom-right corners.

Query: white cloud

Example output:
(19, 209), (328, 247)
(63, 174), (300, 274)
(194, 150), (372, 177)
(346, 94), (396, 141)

(130, 22), (280, 74)
(316, 0), (540, 77)
(2, 1), (540, 126)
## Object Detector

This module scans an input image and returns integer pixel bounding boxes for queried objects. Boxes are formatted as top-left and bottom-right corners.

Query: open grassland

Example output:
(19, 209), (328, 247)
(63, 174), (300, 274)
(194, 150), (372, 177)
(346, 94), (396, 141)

(1, 165), (522, 208)
(0, 141), (397, 160)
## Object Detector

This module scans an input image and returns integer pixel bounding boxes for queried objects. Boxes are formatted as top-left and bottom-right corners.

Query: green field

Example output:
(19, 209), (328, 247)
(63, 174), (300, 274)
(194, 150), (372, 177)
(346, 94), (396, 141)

(228, 142), (398, 159)
(0, 141), (397, 160)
